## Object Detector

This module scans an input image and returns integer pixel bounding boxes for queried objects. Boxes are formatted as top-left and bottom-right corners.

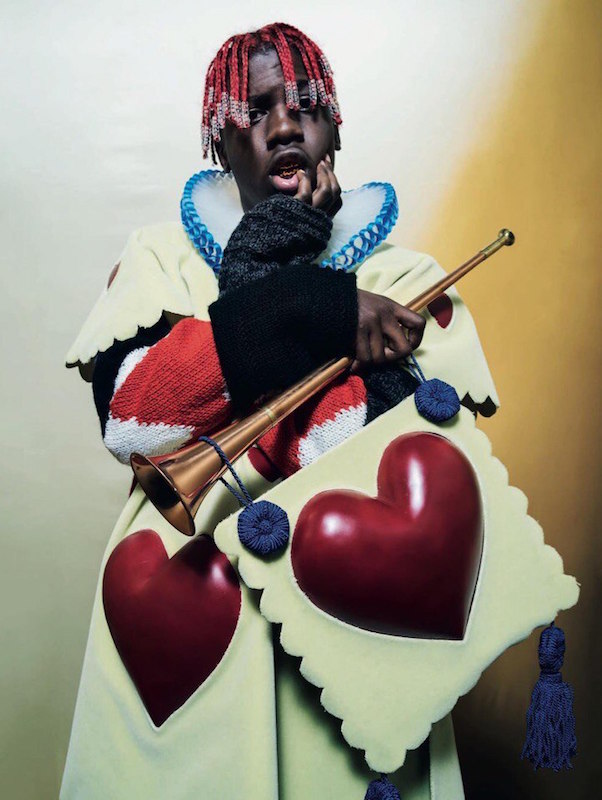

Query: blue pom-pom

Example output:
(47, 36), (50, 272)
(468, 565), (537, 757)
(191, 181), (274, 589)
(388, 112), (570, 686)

(364, 775), (401, 800)
(238, 500), (290, 556)
(414, 378), (460, 423)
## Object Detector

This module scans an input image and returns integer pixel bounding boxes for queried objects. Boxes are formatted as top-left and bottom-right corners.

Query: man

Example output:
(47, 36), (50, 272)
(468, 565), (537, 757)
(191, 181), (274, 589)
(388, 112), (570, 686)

(62, 22), (497, 799)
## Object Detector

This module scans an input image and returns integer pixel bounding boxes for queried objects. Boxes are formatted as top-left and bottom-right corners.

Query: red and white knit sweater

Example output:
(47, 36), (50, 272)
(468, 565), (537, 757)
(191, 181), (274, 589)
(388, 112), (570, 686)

(95, 315), (369, 481)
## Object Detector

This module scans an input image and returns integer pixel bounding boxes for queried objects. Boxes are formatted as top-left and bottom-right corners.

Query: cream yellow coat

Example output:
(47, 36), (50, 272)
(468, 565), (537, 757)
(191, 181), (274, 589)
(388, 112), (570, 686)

(61, 218), (575, 799)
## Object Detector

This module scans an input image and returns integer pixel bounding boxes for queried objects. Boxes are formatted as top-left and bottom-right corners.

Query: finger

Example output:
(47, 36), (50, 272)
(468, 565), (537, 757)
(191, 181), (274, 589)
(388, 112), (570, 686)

(382, 320), (412, 360)
(311, 161), (335, 211)
(294, 169), (312, 204)
(405, 312), (426, 350)
(354, 329), (371, 370)
(321, 156), (342, 215)
(328, 195), (343, 217)
(383, 345), (402, 361)
(406, 322), (425, 351)
(368, 326), (387, 365)
(391, 303), (426, 329)
(311, 161), (334, 209)
(391, 304), (426, 349)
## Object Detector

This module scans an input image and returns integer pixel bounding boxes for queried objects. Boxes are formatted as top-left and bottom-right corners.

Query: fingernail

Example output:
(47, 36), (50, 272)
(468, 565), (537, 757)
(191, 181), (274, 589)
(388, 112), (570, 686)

(325, 153), (332, 163)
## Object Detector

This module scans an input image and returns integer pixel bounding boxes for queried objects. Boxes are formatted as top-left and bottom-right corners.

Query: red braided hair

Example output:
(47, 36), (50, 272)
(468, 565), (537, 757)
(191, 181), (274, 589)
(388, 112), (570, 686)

(202, 22), (342, 163)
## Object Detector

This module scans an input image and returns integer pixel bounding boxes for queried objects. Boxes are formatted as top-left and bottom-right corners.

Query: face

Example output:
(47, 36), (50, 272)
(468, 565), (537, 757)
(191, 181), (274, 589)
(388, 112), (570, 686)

(217, 46), (340, 211)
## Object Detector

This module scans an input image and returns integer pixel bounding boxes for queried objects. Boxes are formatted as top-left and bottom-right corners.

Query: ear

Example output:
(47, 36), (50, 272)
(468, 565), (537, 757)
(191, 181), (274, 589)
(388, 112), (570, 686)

(215, 139), (231, 173)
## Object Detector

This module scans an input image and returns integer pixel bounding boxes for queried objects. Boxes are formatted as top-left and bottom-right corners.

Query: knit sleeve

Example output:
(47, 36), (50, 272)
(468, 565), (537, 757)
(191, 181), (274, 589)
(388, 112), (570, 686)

(217, 194), (333, 294)
(93, 305), (366, 472)
(257, 373), (369, 478)
(209, 262), (358, 413)
(208, 194), (358, 410)
(93, 317), (233, 464)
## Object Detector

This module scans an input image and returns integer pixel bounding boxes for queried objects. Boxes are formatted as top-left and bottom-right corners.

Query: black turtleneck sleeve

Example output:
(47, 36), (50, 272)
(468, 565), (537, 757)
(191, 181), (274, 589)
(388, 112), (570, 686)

(209, 194), (358, 413)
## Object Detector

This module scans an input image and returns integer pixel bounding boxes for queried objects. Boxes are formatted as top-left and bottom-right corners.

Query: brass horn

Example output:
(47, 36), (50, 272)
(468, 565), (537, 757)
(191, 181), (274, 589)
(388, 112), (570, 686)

(131, 229), (514, 536)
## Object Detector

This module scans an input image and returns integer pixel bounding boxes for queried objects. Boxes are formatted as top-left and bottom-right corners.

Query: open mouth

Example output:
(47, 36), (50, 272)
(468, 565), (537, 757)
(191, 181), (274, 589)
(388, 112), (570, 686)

(269, 152), (307, 193)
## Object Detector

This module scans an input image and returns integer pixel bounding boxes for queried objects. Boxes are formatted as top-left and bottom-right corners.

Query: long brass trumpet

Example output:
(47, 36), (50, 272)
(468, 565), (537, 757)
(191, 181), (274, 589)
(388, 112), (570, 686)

(131, 229), (514, 536)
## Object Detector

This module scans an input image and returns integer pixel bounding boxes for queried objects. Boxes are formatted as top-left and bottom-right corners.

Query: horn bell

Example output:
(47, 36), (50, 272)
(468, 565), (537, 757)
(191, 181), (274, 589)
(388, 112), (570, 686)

(130, 437), (228, 536)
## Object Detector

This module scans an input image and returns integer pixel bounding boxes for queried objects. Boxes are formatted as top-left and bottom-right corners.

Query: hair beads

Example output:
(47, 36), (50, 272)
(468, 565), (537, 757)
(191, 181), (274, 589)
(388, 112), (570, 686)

(202, 22), (342, 163)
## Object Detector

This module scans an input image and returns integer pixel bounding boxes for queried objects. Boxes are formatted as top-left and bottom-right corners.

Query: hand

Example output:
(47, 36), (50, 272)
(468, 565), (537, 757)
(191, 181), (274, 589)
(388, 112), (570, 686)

(350, 289), (426, 373)
(294, 153), (342, 218)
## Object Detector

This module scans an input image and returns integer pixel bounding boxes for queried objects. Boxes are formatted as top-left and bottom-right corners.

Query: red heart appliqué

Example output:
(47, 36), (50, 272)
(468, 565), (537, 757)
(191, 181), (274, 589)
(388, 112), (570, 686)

(291, 432), (483, 639)
(103, 530), (241, 726)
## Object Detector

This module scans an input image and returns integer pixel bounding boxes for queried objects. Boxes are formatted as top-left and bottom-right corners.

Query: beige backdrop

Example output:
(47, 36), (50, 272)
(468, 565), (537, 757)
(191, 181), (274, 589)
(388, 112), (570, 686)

(1, 1), (599, 798)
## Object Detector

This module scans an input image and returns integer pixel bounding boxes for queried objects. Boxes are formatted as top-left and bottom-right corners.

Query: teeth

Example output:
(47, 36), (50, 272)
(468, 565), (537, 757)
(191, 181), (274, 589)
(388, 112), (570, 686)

(277, 162), (301, 177)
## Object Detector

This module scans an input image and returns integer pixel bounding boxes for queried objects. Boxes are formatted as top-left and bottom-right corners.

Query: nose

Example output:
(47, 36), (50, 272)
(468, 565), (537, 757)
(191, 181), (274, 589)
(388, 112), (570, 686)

(265, 101), (303, 149)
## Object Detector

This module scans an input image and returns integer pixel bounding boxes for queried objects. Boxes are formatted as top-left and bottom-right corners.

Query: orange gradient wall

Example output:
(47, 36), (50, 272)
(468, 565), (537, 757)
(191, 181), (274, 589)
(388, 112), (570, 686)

(413, 3), (600, 797)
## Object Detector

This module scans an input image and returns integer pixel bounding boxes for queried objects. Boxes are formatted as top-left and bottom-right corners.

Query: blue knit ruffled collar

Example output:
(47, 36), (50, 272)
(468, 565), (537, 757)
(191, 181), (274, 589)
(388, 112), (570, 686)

(180, 169), (398, 276)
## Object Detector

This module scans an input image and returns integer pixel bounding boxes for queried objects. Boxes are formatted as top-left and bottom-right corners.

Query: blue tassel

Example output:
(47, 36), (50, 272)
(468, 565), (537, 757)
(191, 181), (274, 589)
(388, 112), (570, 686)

(521, 623), (577, 770)
(364, 774), (401, 800)
(407, 355), (460, 424)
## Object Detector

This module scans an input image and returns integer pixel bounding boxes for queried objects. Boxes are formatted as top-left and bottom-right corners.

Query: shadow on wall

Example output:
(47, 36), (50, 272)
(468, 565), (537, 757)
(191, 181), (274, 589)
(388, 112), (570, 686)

(418, 1), (602, 798)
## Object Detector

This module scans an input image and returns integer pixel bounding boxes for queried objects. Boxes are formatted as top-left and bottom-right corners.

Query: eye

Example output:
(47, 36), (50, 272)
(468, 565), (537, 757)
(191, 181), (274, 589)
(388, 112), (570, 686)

(249, 107), (266, 125)
(299, 94), (312, 111)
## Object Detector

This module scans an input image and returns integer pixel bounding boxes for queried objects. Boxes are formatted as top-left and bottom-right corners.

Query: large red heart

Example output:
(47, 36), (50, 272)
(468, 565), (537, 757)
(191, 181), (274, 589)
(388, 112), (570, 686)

(103, 530), (241, 726)
(291, 432), (482, 639)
